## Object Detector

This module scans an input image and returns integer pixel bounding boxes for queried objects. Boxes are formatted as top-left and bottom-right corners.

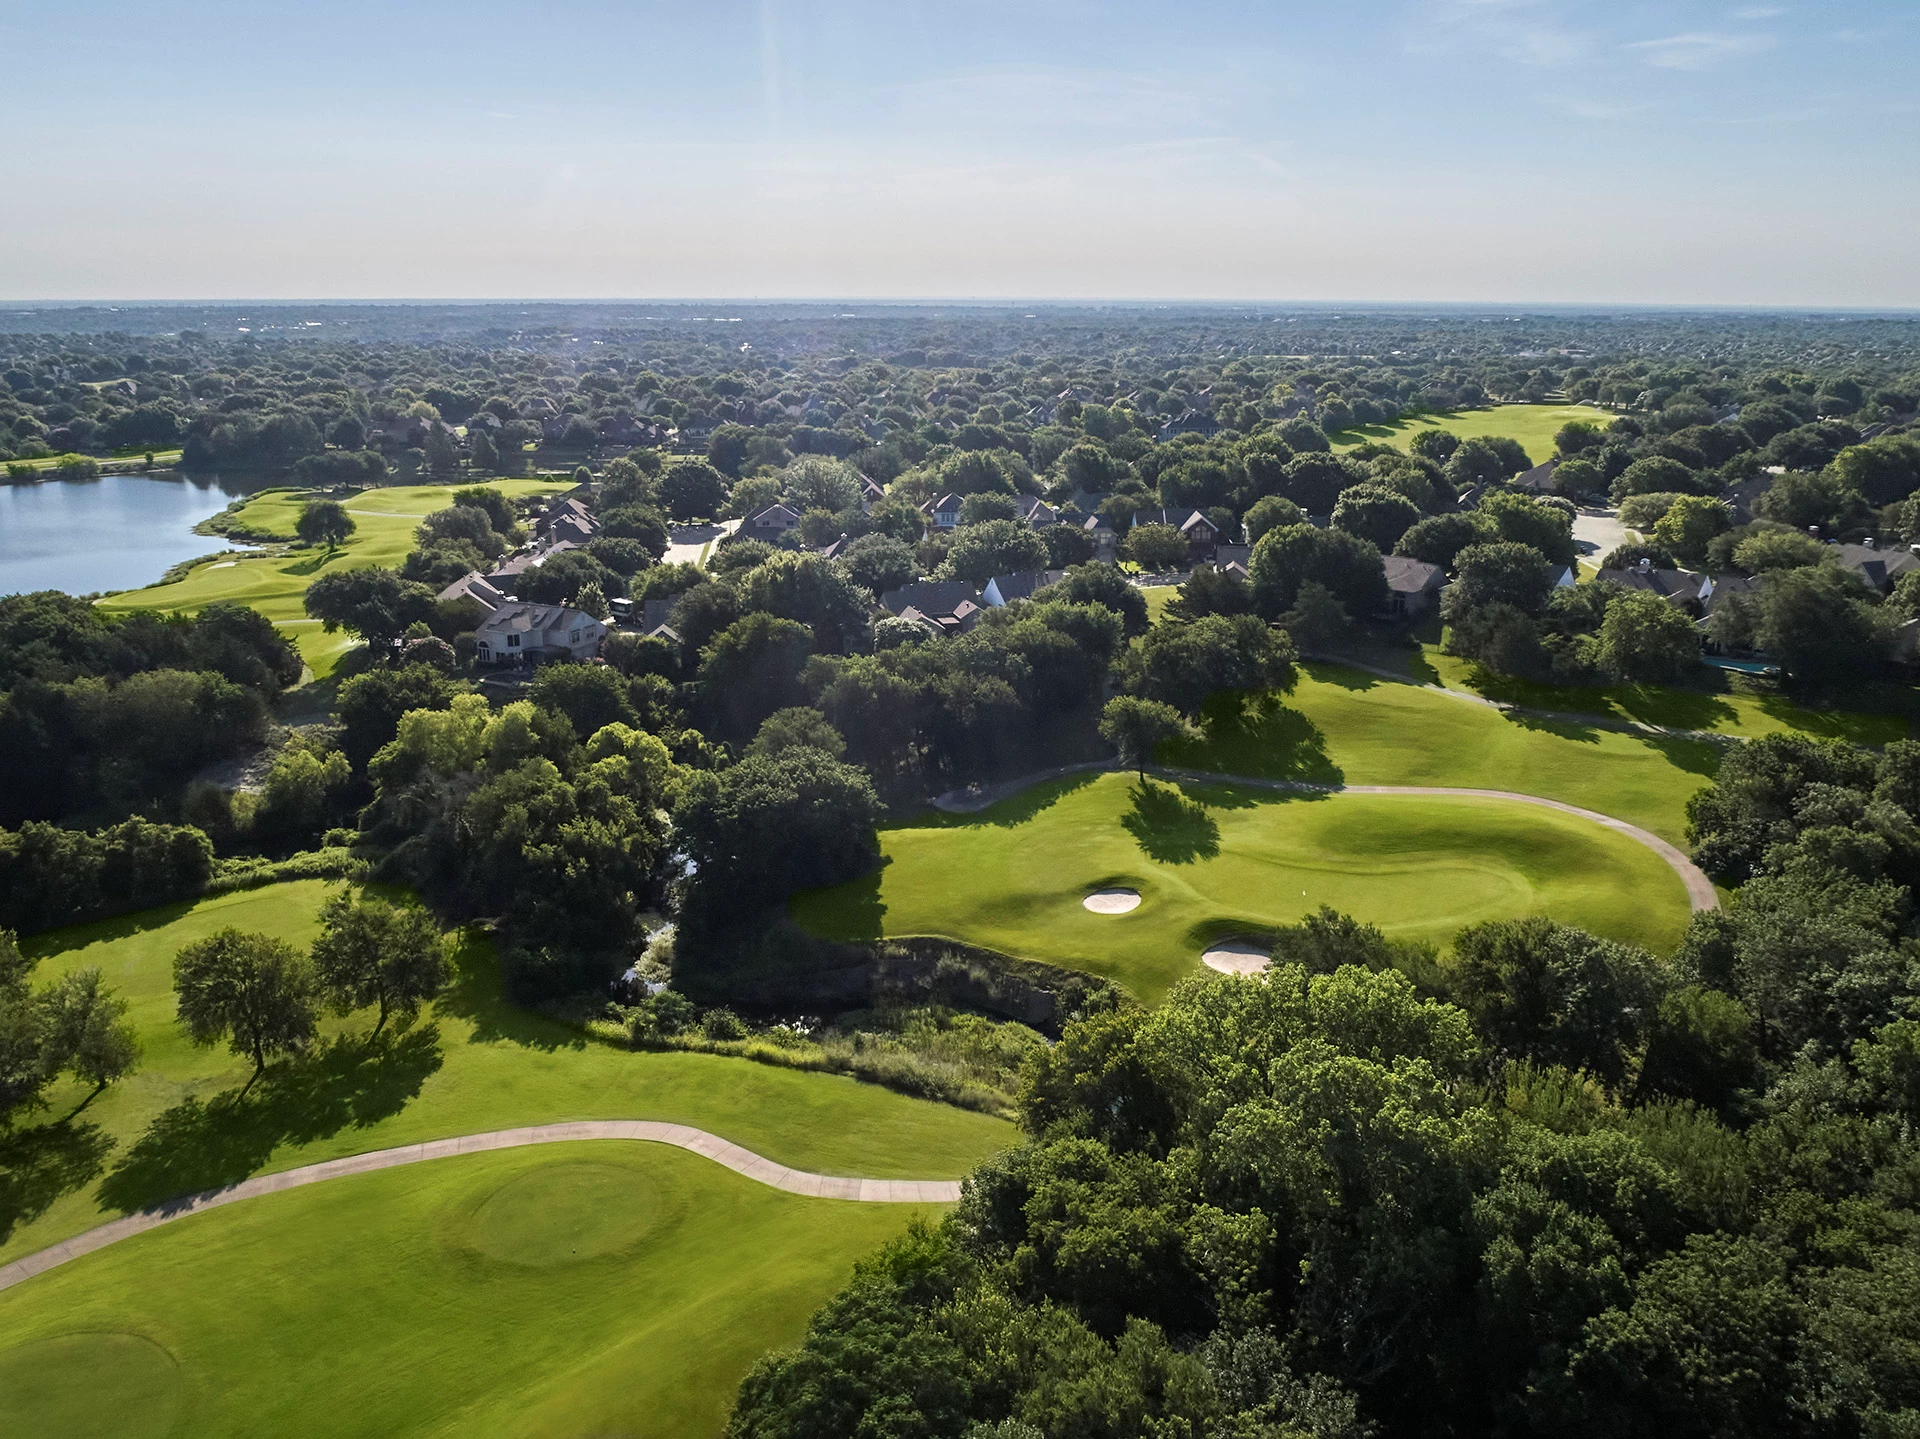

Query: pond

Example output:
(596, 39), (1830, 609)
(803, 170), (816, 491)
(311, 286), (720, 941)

(0, 473), (256, 598)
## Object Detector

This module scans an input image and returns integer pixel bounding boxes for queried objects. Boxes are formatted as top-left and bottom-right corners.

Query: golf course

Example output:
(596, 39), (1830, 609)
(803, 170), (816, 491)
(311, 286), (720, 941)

(95, 479), (570, 677)
(792, 770), (1695, 1003)
(0, 1140), (939, 1438)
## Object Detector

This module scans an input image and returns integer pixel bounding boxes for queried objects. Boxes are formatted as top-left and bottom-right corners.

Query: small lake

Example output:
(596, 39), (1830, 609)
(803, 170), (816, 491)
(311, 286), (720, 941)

(0, 474), (256, 598)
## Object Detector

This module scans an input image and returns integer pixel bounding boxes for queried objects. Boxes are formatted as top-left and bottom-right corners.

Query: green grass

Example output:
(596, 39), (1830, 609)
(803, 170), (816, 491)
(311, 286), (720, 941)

(1142, 584), (1178, 625)
(1167, 663), (1722, 846)
(0, 1140), (935, 1438)
(5, 448), (185, 472)
(1, 881), (1013, 1268)
(792, 771), (1692, 1005)
(94, 479), (569, 678)
(1331, 403), (1616, 462)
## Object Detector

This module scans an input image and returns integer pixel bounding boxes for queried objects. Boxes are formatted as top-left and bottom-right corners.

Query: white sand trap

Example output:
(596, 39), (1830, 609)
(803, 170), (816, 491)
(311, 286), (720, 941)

(210, 561), (238, 568)
(1083, 888), (1141, 914)
(1202, 939), (1271, 976)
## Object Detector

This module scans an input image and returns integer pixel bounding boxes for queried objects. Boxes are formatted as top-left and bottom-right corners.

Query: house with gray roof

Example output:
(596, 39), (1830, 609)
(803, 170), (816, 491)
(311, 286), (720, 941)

(474, 604), (607, 667)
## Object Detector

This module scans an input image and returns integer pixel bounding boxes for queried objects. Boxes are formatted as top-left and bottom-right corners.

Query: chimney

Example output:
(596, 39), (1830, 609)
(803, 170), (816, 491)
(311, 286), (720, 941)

(1638, 557), (1653, 572)
(1864, 536), (1877, 550)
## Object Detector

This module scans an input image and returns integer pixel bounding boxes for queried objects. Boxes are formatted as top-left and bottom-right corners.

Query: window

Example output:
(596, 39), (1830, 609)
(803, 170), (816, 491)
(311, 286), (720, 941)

(507, 634), (520, 648)
(570, 629), (581, 643)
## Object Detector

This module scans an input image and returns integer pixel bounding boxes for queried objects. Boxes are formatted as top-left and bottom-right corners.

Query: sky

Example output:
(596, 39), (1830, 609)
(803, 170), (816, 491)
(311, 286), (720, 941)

(2, 0), (1916, 305)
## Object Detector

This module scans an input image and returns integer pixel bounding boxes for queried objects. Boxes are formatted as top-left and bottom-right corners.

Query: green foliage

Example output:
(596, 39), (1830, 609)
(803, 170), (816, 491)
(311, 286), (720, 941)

(1131, 613), (1296, 717)
(309, 890), (448, 1034)
(1097, 696), (1194, 777)
(1596, 588), (1701, 683)
(295, 499), (355, 551)
(172, 928), (318, 1077)
(1249, 523), (1388, 620)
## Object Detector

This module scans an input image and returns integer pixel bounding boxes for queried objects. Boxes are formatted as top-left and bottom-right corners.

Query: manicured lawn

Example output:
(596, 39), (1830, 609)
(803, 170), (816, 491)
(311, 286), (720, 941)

(1411, 647), (1910, 744)
(1332, 403), (1616, 462)
(1168, 663), (1722, 845)
(1, 881), (1013, 1268)
(1142, 584), (1178, 624)
(94, 479), (569, 678)
(792, 771), (1692, 1004)
(0, 1140), (935, 1438)
(5, 449), (185, 472)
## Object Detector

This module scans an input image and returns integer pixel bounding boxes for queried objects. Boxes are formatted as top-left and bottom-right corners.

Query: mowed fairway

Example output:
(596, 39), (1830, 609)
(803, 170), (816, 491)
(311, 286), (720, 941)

(1169, 663), (1722, 845)
(792, 772), (1692, 1004)
(0, 1141), (937, 1438)
(94, 479), (569, 677)
(1, 881), (1012, 1269)
(1332, 402), (1616, 459)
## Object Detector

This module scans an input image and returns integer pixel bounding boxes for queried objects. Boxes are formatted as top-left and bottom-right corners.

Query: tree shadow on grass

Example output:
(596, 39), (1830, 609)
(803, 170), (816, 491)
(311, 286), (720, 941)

(1122, 780), (1221, 864)
(97, 1025), (443, 1216)
(1165, 693), (1343, 786)
(433, 927), (585, 1052)
(0, 1119), (115, 1245)
(958, 770), (1103, 830)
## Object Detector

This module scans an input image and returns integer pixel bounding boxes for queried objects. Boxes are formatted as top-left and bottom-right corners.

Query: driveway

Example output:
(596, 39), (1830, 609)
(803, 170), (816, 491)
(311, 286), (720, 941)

(661, 519), (739, 569)
(1572, 505), (1634, 564)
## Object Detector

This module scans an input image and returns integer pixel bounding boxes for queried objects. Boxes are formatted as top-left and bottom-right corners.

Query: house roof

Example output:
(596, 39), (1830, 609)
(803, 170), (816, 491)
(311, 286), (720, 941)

(746, 503), (801, 528)
(1835, 542), (1919, 591)
(1512, 459), (1561, 493)
(476, 603), (604, 639)
(920, 492), (965, 516)
(880, 580), (983, 620)
(1130, 508), (1217, 534)
(1018, 497), (1059, 527)
(1382, 555), (1445, 595)
(985, 570), (1065, 603)
(438, 571), (511, 611)
(1596, 565), (1706, 603)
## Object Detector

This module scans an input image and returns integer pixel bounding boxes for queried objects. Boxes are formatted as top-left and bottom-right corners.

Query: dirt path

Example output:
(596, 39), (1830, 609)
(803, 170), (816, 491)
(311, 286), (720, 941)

(0, 1122), (961, 1295)
(934, 763), (1720, 913)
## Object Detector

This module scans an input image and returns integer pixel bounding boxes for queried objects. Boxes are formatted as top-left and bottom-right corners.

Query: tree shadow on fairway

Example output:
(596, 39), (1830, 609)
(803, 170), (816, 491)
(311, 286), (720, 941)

(0, 1119), (115, 1245)
(1648, 735), (1728, 780)
(435, 928), (587, 1052)
(1122, 780), (1221, 864)
(790, 865), (886, 940)
(97, 1025), (443, 1216)
(966, 770), (1103, 830)
(1164, 692), (1343, 785)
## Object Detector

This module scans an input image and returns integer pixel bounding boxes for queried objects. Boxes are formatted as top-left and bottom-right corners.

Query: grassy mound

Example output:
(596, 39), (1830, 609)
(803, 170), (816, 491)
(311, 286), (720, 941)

(0, 1141), (935, 1438)
(95, 479), (571, 677)
(1, 880), (1012, 1269)
(793, 772), (1693, 1004)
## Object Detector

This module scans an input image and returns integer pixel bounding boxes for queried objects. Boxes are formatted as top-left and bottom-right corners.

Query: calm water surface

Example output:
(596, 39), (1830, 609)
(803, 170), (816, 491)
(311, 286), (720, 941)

(0, 474), (253, 597)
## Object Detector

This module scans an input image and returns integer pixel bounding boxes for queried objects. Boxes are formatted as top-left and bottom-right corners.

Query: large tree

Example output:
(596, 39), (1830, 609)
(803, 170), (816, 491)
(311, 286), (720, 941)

(1248, 523), (1388, 621)
(659, 459), (731, 521)
(1098, 695), (1194, 778)
(304, 568), (437, 653)
(296, 499), (356, 553)
(173, 928), (318, 1084)
(309, 891), (449, 1036)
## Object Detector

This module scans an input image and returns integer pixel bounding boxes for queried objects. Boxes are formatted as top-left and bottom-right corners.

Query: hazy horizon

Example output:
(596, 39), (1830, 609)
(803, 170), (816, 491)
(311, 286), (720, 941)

(6, 1), (1916, 307)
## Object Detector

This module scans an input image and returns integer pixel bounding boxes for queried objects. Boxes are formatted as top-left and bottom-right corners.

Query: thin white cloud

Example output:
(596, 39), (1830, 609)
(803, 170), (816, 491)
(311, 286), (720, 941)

(1731, 6), (1786, 18)
(1626, 31), (1778, 69)
(1404, 0), (1589, 67)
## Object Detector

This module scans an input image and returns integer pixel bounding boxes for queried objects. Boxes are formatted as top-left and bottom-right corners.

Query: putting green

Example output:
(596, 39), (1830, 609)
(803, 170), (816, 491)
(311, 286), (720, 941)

(792, 771), (1692, 1004)
(1332, 402), (1616, 459)
(2, 881), (1012, 1270)
(95, 479), (570, 678)
(0, 1141), (937, 1439)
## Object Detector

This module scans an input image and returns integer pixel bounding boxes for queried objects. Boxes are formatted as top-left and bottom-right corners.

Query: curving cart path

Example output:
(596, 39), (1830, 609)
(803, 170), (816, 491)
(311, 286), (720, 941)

(934, 762), (1719, 914)
(0, 1122), (961, 1296)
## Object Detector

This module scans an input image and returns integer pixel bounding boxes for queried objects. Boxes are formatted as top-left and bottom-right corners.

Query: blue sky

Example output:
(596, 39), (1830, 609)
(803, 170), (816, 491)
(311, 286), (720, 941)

(2, 1), (1915, 304)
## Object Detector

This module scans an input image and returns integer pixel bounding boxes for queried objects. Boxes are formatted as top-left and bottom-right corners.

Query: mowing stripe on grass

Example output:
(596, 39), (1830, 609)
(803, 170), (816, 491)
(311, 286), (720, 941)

(0, 1121), (962, 1295)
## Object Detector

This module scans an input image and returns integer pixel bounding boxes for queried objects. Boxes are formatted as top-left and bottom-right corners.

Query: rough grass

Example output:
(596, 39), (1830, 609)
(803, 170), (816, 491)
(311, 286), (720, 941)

(792, 771), (1692, 1005)
(94, 479), (570, 677)
(1331, 402), (1617, 461)
(0, 1140), (936, 1439)
(1, 881), (1012, 1268)
(1165, 663), (1722, 845)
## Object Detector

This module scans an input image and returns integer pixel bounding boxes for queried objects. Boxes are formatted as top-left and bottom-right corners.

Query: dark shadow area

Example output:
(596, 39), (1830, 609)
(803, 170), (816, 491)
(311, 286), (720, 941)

(1122, 780), (1221, 864)
(97, 1025), (443, 1216)
(1168, 694), (1344, 786)
(1302, 661), (1383, 692)
(793, 866), (887, 940)
(1648, 736), (1730, 780)
(0, 1120), (114, 1245)
(1503, 709), (1605, 745)
(279, 552), (330, 578)
(18, 895), (206, 958)
(434, 929), (585, 1051)
(962, 770), (1104, 830)
(1612, 683), (1740, 733)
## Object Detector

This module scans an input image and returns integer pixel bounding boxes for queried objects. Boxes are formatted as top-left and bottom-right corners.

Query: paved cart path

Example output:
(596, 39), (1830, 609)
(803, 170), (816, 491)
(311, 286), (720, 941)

(0, 1121), (962, 1296)
(934, 763), (1719, 913)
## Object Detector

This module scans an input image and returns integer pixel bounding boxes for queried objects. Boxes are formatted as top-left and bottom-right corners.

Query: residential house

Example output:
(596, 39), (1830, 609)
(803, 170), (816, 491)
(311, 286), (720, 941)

(859, 475), (886, 512)
(438, 572), (511, 614)
(1080, 511), (1120, 562)
(880, 581), (985, 635)
(982, 570), (1066, 607)
(1834, 540), (1920, 594)
(1545, 563), (1578, 591)
(921, 493), (966, 531)
(1155, 409), (1219, 442)
(743, 503), (802, 545)
(1513, 459), (1562, 495)
(1381, 556), (1446, 620)
(1130, 508), (1221, 562)
(1596, 562), (1707, 611)
(474, 604), (607, 666)
(816, 534), (853, 561)
(1016, 496), (1059, 529)
(641, 598), (678, 632)
(1213, 544), (1252, 576)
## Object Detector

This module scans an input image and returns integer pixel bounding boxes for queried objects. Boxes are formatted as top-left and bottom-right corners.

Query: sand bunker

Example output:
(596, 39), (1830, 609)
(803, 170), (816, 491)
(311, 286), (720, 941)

(1202, 939), (1271, 976)
(1083, 888), (1142, 914)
